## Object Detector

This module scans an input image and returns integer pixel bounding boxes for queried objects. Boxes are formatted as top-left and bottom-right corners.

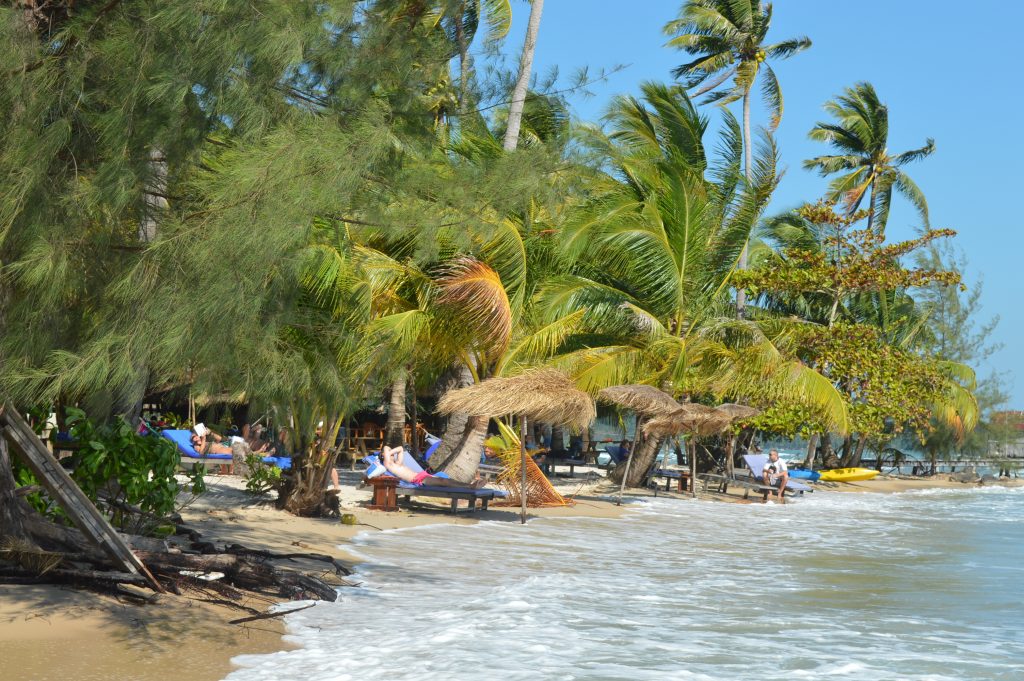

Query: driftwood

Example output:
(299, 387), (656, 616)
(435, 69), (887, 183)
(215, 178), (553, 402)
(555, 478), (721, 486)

(0, 565), (149, 585)
(229, 603), (315, 625)
(221, 543), (352, 575)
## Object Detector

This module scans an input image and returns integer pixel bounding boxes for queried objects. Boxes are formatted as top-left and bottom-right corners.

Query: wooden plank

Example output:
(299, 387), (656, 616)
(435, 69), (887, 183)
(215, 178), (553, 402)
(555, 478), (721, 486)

(0, 406), (164, 592)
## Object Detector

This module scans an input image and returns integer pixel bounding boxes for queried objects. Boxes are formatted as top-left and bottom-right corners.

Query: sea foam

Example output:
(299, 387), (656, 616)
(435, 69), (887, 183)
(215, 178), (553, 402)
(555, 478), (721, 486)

(227, 486), (1024, 681)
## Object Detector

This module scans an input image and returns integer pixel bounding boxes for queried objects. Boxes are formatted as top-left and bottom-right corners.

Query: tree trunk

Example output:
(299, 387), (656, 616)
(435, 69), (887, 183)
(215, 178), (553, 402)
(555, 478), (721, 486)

(549, 425), (564, 453)
(384, 370), (407, 448)
(456, 4), (470, 114)
(866, 178), (876, 234)
(409, 372), (419, 460)
(608, 435), (661, 487)
(434, 414), (488, 481)
(278, 416), (343, 516)
(501, 0), (544, 151)
(433, 364), (474, 463)
(838, 435), (853, 467)
(736, 86), (753, 319)
(726, 434), (737, 478)
(848, 435), (868, 467)
(820, 433), (839, 469)
(0, 436), (30, 541)
(803, 433), (819, 468)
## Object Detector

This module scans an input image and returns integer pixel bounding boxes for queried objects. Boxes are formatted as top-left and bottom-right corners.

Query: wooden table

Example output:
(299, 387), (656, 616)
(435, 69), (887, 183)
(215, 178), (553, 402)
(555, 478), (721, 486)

(367, 476), (399, 511)
(649, 469), (691, 493)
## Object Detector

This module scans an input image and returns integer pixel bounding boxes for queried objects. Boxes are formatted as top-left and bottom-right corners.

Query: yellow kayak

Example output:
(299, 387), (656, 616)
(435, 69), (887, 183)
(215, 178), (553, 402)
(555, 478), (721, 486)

(818, 467), (880, 482)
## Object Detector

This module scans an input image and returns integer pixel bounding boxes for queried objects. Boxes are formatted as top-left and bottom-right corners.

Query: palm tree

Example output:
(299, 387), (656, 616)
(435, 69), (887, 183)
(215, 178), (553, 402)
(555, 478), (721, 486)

(503, 0), (544, 151)
(438, 0), (513, 112)
(664, 0), (810, 316)
(543, 83), (847, 485)
(804, 82), (934, 234)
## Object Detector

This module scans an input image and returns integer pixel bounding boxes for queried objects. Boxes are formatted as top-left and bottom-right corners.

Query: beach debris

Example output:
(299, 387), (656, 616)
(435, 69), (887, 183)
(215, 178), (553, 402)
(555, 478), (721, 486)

(0, 537), (63, 576)
(179, 570), (226, 581)
(1, 405), (164, 592)
(0, 406), (352, 611)
(228, 602), (315, 625)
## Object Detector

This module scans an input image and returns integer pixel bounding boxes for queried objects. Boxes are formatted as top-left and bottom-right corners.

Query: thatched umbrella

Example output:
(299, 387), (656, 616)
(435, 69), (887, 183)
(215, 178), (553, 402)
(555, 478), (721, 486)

(438, 369), (595, 523)
(597, 385), (680, 505)
(643, 403), (761, 495)
(716, 403), (760, 422)
(711, 403), (760, 477)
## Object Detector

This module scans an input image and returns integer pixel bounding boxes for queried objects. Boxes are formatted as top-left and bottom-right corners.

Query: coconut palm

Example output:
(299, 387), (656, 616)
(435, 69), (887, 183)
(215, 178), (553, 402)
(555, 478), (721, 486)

(542, 83), (847, 485)
(503, 0), (544, 151)
(664, 0), (810, 315)
(804, 82), (934, 234)
(435, 1), (513, 112)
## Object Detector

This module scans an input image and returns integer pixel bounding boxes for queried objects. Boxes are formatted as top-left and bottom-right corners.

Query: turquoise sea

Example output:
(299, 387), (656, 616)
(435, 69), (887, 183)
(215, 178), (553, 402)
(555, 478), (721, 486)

(228, 487), (1024, 681)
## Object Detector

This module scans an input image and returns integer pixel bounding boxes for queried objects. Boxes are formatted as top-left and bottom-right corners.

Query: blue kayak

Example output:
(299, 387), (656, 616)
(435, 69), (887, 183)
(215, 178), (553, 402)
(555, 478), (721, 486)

(788, 469), (821, 481)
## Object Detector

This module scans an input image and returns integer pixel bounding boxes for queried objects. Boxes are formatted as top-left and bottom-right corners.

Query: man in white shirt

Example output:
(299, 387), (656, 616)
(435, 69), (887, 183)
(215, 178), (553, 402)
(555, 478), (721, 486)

(763, 449), (788, 503)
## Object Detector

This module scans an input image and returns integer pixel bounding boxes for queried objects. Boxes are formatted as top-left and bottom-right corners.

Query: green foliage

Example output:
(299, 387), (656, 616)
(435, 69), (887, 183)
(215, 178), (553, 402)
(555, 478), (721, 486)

(243, 454), (282, 497)
(63, 408), (204, 532)
(665, 0), (810, 130)
(0, 0), (990, 500)
(740, 201), (961, 328)
(804, 82), (935, 232)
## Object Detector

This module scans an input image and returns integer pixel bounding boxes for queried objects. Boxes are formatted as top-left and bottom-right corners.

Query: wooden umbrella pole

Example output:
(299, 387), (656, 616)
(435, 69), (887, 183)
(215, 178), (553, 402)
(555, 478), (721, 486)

(617, 414), (643, 506)
(520, 416), (528, 524)
(689, 437), (697, 498)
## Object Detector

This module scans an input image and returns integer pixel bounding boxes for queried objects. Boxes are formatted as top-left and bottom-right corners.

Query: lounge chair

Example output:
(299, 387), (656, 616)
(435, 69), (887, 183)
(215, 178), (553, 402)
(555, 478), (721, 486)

(161, 429), (292, 474)
(603, 444), (629, 467)
(362, 453), (506, 514)
(740, 454), (812, 496)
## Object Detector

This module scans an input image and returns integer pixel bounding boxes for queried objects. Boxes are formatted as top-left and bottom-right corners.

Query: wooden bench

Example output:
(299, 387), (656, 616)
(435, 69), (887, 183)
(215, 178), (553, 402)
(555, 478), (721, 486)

(396, 486), (501, 514)
(540, 456), (586, 477)
(366, 477), (501, 514)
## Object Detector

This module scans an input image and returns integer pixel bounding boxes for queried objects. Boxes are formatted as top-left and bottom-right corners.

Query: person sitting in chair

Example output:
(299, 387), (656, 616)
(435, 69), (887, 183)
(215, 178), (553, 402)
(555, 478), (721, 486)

(380, 446), (483, 488)
(763, 449), (788, 503)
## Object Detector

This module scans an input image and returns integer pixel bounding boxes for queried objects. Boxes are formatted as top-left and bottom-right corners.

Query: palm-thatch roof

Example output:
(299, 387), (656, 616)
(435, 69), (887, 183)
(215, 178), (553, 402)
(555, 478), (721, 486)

(437, 368), (595, 431)
(715, 403), (760, 422)
(597, 385), (680, 417)
(643, 402), (762, 438)
(643, 403), (719, 438)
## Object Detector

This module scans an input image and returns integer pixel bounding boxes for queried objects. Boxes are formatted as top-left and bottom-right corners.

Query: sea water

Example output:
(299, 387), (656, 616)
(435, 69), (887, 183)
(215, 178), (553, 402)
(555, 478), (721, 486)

(227, 488), (1024, 681)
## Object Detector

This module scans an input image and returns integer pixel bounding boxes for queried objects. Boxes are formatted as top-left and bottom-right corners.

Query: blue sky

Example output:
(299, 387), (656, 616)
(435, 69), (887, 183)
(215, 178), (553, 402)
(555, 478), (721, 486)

(497, 1), (1024, 408)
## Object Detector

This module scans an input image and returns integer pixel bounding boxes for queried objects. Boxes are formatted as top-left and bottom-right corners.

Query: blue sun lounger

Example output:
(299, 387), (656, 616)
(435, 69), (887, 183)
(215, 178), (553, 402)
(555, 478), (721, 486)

(363, 453), (506, 513)
(161, 429), (292, 472)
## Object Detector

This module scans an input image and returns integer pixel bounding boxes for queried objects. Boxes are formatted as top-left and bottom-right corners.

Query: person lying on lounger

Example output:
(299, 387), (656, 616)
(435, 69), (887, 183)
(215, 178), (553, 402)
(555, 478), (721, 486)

(190, 423), (234, 456)
(380, 445), (484, 488)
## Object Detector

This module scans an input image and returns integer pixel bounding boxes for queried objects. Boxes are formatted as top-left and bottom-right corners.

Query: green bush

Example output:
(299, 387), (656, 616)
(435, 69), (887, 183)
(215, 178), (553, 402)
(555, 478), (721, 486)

(243, 453), (282, 496)
(62, 408), (206, 532)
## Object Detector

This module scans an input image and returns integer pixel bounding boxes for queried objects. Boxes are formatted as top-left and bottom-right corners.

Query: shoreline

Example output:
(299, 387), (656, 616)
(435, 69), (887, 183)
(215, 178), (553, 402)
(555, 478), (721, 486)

(2, 470), (1019, 681)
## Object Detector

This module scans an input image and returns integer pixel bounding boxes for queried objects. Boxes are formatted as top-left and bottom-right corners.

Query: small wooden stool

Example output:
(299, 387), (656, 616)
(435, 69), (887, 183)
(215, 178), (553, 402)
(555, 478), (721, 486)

(367, 476), (399, 511)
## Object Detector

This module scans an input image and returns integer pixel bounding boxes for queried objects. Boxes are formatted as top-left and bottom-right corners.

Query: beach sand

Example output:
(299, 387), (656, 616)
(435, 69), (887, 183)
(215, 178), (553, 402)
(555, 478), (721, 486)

(0, 468), (624, 681)
(2, 466), (1019, 681)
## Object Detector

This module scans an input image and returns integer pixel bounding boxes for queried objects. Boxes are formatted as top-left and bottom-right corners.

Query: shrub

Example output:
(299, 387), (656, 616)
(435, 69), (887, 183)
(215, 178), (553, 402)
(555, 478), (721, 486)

(243, 453), (282, 496)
